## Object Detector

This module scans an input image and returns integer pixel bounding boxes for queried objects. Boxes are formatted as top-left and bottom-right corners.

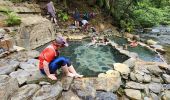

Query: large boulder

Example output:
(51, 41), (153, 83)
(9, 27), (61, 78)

(0, 75), (18, 100)
(16, 15), (55, 50)
(114, 63), (130, 79)
(71, 78), (96, 99)
(9, 69), (31, 85)
(19, 62), (45, 82)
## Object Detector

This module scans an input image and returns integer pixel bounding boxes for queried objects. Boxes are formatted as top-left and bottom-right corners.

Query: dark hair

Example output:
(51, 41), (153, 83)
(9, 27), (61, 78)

(132, 36), (137, 41)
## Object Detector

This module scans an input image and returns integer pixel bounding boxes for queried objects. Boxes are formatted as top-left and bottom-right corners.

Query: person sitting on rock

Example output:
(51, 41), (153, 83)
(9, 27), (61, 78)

(38, 35), (83, 80)
(46, 0), (58, 25)
(130, 36), (138, 47)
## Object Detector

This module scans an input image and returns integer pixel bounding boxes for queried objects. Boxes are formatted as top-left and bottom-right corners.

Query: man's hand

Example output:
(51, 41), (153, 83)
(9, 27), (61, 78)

(47, 74), (57, 80)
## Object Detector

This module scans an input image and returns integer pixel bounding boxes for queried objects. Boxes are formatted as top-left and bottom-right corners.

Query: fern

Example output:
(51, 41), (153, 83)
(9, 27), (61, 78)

(5, 12), (21, 26)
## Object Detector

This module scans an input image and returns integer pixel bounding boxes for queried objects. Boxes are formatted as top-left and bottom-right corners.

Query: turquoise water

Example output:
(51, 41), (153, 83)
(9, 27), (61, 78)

(60, 39), (129, 76)
(109, 36), (163, 62)
(128, 45), (163, 62)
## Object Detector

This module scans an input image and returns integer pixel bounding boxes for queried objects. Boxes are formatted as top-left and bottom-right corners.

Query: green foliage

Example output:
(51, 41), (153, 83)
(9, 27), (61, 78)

(0, 6), (21, 26)
(57, 10), (69, 21)
(5, 11), (21, 26)
(108, 0), (170, 29)
(120, 19), (134, 32)
(133, 0), (170, 27)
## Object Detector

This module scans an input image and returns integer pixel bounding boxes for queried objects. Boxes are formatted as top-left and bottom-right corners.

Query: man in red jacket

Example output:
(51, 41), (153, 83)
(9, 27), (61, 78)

(39, 35), (83, 80)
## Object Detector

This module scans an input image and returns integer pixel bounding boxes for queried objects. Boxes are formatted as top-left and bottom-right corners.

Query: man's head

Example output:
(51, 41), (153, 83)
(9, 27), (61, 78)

(53, 36), (69, 48)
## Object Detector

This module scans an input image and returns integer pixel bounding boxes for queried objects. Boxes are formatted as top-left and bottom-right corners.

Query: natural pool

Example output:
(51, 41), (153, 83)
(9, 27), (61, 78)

(60, 38), (129, 77)
(110, 36), (163, 62)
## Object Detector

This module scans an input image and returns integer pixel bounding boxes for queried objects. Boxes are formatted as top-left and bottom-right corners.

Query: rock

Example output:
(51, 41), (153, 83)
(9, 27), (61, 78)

(14, 51), (28, 62)
(134, 63), (150, 74)
(150, 44), (165, 54)
(0, 60), (19, 75)
(119, 95), (130, 100)
(157, 62), (170, 70)
(162, 74), (170, 83)
(144, 97), (152, 100)
(72, 77), (121, 93)
(20, 62), (36, 71)
(135, 70), (145, 75)
(0, 75), (18, 100)
(0, 38), (14, 51)
(129, 52), (138, 58)
(96, 91), (118, 100)
(162, 90), (170, 100)
(61, 76), (73, 91)
(9, 69), (31, 85)
(126, 81), (145, 90)
(27, 58), (39, 66)
(123, 58), (136, 68)
(163, 84), (170, 90)
(135, 73), (144, 82)
(71, 78), (96, 99)
(26, 50), (39, 58)
(114, 63), (130, 79)
(146, 65), (162, 75)
(16, 15), (55, 49)
(152, 77), (163, 83)
(130, 72), (136, 81)
(150, 92), (159, 100)
(144, 85), (150, 96)
(13, 45), (25, 51)
(33, 82), (63, 100)
(147, 39), (157, 45)
(144, 74), (151, 82)
(98, 73), (106, 78)
(149, 83), (162, 93)
(60, 90), (80, 100)
(20, 62), (45, 82)
(11, 84), (40, 100)
(39, 81), (51, 86)
(105, 70), (120, 78)
(125, 89), (142, 100)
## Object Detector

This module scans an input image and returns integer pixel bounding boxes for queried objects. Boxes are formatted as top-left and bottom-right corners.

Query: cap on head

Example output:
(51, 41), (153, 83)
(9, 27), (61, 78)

(55, 36), (69, 47)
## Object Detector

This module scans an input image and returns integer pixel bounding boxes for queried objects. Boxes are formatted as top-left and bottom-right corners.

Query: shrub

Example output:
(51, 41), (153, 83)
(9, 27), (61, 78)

(57, 10), (69, 21)
(5, 11), (21, 26)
